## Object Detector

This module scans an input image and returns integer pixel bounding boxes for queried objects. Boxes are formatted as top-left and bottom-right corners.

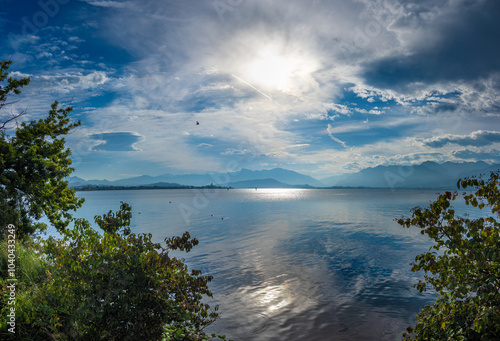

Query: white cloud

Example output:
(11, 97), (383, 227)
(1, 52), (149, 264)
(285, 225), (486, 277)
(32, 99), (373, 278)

(36, 51), (53, 59)
(9, 0), (496, 178)
(423, 130), (500, 148)
(80, 0), (133, 8)
(8, 71), (31, 78)
(327, 124), (348, 149)
(354, 108), (385, 115)
(35, 71), (110, 93)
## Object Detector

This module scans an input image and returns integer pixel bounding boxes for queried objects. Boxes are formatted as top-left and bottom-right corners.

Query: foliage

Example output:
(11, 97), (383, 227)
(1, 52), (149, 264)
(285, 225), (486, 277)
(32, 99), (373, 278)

(0, 60), (83, 239)
(0, 238), (50, 340)
(0, 60), (226, 340)
(0, 238), (47, 299)
(0, 60), (30, 112)
(1, 202), (226, 340)
(399, 172), (500, 340)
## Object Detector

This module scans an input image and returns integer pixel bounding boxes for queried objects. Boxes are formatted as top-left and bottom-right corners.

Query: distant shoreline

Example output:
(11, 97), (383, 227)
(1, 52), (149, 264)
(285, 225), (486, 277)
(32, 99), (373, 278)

(68, 162), (498, 192)
(72, 184), (231, 191)
(72, 185), (456, 192)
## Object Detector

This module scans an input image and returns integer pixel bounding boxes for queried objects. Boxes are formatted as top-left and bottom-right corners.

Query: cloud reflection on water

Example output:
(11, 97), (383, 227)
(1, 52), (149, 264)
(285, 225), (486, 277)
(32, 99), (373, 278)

(73, 189), (444, 340)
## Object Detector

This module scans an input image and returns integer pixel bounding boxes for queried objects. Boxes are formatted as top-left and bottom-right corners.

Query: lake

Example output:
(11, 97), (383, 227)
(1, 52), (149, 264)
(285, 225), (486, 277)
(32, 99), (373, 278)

(56, 188), (477, 340)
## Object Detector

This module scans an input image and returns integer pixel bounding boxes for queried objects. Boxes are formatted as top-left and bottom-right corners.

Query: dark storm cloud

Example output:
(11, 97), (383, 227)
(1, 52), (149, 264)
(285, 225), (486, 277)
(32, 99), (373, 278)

(362, 0), (500, 90)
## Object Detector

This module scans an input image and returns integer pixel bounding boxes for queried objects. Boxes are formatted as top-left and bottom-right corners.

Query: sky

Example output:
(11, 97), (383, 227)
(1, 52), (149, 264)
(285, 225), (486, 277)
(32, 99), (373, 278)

(1, 0), (500, 180)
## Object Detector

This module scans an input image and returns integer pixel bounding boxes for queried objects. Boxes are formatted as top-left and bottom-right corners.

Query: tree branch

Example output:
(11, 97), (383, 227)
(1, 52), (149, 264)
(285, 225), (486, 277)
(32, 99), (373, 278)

(0, 109), (26, 130)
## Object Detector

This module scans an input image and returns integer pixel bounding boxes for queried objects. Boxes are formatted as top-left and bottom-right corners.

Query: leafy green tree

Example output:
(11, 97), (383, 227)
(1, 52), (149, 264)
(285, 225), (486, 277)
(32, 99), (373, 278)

(0, 60), (226, 340)
(0, 60), (83, 239)
(2, 202), (225, 341)
(0, 60), (30, 113)
(399, 172), (500, 340)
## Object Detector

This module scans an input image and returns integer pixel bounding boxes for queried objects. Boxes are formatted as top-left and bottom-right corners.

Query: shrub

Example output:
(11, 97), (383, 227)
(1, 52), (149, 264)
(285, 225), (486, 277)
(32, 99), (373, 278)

(399, 172), (500, 340)
(1, 203), (226, 340)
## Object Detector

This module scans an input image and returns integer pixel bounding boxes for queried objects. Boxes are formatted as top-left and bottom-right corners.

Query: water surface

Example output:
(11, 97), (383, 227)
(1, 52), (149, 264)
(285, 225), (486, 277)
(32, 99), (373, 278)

(61, 188), (478, 340)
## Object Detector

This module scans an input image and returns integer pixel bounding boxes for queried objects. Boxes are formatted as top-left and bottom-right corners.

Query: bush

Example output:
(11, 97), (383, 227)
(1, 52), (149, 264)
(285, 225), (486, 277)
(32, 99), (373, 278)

(1, 60), (226, 340)
(399, 172), (500, 340)
(1, 203), (226, 340)
(0, 239), (52, 340)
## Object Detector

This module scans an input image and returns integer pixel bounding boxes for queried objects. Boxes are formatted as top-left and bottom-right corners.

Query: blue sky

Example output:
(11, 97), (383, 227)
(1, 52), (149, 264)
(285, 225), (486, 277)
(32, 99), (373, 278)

(1, 0), (500, 180)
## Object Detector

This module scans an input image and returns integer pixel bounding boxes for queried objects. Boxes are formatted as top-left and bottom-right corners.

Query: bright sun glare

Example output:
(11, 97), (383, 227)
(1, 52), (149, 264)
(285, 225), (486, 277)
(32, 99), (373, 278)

(242, 45), (317, 93)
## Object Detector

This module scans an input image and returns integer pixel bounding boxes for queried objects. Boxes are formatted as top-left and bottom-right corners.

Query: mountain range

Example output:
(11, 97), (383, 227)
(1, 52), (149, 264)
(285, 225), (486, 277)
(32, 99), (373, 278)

(321, 161), (500, 188)
(68, 161), (500, 190)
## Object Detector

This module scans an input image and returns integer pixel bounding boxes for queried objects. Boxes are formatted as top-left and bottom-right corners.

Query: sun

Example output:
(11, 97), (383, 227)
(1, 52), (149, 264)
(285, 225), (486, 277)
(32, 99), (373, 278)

(247, 47), (294, 90)
(241, 45), (317, 93)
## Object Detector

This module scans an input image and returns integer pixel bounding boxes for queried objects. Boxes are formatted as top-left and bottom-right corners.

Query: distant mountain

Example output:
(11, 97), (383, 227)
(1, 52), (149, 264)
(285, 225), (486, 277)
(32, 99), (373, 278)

(112, 175), (157, 186)
(320, 174), (351, 187)
(227, 178), (315, 189)
(69, 168), (324, 188)
(67, 176), (87, 186)
(144, 182), (186, 188)
(68, 176), (113, 186)
(70, 182), (221, 191)
(332, 161), (499, 189)
(229, 168), (324, 187)
(68, 162), (500, 190)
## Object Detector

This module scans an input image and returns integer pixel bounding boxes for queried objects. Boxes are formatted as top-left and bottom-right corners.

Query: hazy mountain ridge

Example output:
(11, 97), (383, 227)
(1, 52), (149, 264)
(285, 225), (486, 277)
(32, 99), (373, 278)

(68, 168), (322, 188)
(227, 178), (315, 189)
(68, 162), (500, 189)
(329, 161), (499, 189)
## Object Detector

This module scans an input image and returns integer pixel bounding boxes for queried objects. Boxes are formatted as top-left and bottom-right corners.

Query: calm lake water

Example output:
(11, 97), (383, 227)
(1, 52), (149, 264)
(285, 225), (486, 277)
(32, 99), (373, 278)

(54, 188), (479, 340)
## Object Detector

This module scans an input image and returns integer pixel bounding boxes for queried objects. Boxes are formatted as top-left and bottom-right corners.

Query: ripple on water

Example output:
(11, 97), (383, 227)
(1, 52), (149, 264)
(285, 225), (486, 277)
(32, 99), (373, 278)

(72, 189), (442, 340)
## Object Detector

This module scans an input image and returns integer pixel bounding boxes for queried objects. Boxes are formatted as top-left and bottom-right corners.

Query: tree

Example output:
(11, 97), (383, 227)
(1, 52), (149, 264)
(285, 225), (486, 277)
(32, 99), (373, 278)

(0, 60), (83, 239)
(1, 202), (225, 340)
(0, 60), (226, 340)
(398, 172), (500, 340)
(0, 60), (29, 126)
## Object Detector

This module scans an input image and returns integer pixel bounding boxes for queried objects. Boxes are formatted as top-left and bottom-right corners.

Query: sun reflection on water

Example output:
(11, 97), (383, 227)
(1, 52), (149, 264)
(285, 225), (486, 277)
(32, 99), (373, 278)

(245, 188), (310, 202)
(237, 281), (296, 316)
(258, 284), (292, 312)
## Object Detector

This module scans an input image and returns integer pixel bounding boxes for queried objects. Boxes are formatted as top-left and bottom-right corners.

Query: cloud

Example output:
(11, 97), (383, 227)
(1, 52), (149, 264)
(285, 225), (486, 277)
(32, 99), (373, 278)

(452, 149), (500, 162)
(354, 108), (384, 115)
(327, 124), (347, 148)
(362, 0), (500, 90)
(329, 103), (352, 115)
(285, 144), (310, 149)
(423, 131), (500, 148)
(8, 71), (31, 78)
(35, 71), (109, 92)
(89, 132), (143, 151)
(5, 0), (500, 180)
(386, 152), (445, 163)
(81, 0), (132, 8)
(220, 148), (256, 156)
